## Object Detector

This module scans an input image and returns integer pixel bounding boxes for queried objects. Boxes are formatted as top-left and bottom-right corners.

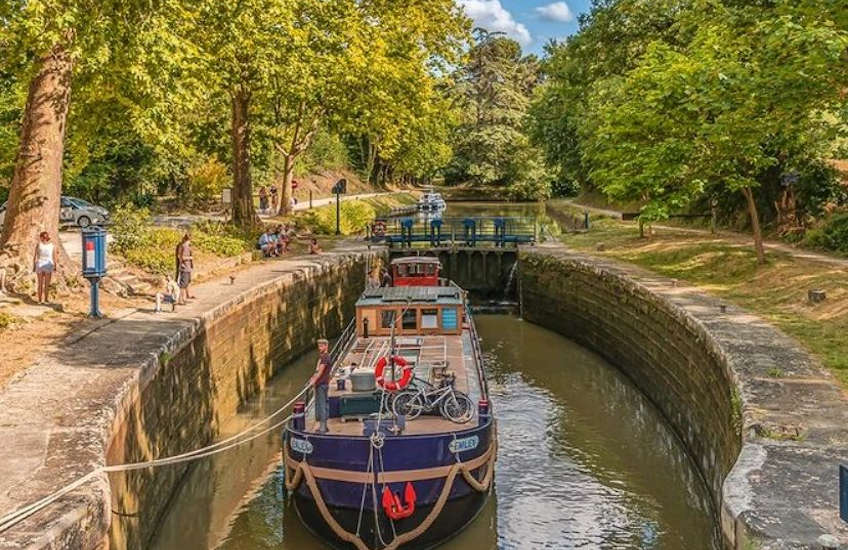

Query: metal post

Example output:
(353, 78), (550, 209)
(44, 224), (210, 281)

(840, 464), (848, 524)
(89, 278), (102, 318)
(309, 190), (313, 209)
(335, 191), (341, 235)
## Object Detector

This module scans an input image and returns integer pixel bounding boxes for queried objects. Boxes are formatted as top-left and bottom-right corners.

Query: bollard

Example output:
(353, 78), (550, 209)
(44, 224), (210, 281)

(292, 401), (306, 431)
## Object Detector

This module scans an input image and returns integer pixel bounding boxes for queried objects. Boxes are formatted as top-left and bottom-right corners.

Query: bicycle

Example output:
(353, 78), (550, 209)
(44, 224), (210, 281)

(392, 373), (474, 424)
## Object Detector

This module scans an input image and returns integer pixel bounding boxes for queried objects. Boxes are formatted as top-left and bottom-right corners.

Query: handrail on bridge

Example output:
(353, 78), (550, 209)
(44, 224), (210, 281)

(371, 216), (537, 248)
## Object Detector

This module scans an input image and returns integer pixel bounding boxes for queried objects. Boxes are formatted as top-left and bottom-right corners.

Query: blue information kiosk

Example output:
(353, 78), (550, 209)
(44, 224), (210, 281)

(81, 227), (107, 318)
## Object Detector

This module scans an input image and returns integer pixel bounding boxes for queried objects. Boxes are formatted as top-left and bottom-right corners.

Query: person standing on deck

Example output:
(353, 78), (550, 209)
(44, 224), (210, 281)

(310, 338), (332, 433)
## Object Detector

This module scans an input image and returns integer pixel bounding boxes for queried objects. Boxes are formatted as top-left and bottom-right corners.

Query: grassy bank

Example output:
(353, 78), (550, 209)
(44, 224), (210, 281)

(547, 201), (848, 388)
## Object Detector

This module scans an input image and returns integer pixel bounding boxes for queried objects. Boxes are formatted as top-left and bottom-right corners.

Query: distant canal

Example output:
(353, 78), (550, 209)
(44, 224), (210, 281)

(151, 315), (717, 550)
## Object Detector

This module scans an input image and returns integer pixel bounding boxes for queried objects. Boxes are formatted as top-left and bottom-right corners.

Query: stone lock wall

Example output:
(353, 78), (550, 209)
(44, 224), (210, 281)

(519, 247), (848, 549)
(105, 255), (369, 549)
(519, 251), (740, 508)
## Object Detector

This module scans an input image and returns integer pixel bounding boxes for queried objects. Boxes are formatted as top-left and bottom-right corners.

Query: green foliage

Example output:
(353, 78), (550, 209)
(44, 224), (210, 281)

(531, 0), (848, 232)
(0, 311), (18, 331)
(302, 200), (376, 235)
(446, 32), (550, 200)
(110, 204), (153, 254)
(110, 205), (251, 274)
(186, 157), (229, 206)
(804, 213), (848, 253)
(293, 129), (349, 178)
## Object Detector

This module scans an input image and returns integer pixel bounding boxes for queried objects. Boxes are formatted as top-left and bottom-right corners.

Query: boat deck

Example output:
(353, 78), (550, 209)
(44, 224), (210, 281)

(310, 333), (480, 436)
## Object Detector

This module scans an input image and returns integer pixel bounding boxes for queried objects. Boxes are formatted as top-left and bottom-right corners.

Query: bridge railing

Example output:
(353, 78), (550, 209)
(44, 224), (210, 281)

(373, 216), (537, 248)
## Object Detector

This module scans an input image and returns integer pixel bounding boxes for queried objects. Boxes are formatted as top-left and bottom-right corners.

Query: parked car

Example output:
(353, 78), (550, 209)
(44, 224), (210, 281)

(0, 196), (109, 228)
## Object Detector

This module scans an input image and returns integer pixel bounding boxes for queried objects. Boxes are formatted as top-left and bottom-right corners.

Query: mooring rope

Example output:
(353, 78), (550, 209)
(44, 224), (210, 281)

(0, 383), (313, 534)
(283, 433), (497, 550)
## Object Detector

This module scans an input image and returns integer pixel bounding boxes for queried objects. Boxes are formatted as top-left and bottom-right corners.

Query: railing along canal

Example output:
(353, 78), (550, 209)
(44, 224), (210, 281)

(371, 216), (538, 248)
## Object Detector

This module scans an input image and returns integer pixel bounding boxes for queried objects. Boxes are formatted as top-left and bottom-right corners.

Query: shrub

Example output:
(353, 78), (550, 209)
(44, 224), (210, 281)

(0, 311), (18, 331)
(192, 232), (250, 257)
(804, 213), (848, 253)
(186, 157), (229, 206)
(110, 204), (152, 254)
(302, 200), (376, 235)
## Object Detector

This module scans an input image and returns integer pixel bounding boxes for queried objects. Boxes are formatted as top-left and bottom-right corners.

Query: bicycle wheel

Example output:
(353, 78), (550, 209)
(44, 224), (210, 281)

(441, 392), (474, 424)
(393, 391), (424, 420)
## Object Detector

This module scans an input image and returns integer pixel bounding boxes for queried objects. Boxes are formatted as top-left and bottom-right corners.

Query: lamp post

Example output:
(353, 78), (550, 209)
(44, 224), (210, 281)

(332, 178), (347, 235)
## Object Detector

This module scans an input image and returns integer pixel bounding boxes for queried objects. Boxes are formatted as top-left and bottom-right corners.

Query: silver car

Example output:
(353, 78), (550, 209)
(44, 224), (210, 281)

(0, 196), (109, 228)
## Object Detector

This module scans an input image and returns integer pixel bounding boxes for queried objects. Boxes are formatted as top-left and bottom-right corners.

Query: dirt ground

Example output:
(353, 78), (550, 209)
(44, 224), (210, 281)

(0, 233), (344, 391)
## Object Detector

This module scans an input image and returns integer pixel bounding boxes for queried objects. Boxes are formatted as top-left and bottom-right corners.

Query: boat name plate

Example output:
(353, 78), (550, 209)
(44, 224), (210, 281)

(449, 435), (479, 454)
(291, 438), (314, 455)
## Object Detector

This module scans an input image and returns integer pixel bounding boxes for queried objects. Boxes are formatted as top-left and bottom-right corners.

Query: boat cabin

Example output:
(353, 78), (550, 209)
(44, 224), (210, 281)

(355, 286), (464, 338)
(391, 256), (441, 287)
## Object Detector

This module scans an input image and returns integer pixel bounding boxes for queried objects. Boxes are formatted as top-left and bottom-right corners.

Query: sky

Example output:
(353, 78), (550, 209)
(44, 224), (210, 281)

(457, 0), (593, 55)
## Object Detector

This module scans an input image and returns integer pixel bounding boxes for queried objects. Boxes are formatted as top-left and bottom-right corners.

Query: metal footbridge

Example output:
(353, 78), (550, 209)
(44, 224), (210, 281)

(371, 217), (537, 248)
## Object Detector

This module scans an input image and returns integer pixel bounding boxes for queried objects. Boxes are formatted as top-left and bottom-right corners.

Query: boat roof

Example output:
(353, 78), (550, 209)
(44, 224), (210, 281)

(356, 286), (462, 307)
(391, 256), (441, 266)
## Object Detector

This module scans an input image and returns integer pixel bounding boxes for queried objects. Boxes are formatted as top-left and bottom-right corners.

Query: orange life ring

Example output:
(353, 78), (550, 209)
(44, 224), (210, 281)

(375, 356), (412, 391)
(373, 221), (387, 237)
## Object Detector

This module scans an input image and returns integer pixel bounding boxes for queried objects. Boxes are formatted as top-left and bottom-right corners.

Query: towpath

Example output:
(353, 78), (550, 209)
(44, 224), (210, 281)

(0, 240), (375, 548)
(562, 199), (848, 269)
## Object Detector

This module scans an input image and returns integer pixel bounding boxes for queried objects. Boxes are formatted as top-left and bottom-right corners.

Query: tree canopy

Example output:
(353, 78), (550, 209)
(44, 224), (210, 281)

(531, 0), (848, 262)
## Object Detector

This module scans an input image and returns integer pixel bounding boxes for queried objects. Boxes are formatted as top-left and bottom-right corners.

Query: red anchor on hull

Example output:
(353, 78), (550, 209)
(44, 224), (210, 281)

(381, 482), (417, 520)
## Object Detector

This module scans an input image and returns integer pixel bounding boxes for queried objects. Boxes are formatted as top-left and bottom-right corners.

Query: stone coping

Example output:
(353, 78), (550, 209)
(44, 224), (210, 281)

(0, 246), (375, 549)
(522, 245), (848, 549)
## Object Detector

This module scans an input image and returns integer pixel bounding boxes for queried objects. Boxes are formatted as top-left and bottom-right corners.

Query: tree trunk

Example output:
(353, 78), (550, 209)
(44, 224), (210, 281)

(0, 41), (76, 289)
(280, 153), (295, 216)
(741, 186), (766, 265)
(230, 89), (257, 227)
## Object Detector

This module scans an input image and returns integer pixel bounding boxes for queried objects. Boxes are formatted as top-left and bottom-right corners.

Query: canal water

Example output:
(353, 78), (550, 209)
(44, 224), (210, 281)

(151, 315), (718, 550)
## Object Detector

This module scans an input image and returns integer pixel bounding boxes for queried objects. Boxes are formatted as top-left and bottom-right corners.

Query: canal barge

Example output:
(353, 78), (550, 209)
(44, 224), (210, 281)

(283, 257), (495, 550)
(417, 191), (447, 213)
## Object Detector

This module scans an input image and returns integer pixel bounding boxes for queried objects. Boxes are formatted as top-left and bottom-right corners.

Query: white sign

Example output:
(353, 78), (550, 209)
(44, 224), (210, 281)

(449, 435), (479, 454)
(290, 438), (313, 455)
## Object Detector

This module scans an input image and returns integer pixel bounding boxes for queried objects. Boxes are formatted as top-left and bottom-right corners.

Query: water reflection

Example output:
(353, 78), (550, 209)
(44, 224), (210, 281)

(151, 317), (717, 550)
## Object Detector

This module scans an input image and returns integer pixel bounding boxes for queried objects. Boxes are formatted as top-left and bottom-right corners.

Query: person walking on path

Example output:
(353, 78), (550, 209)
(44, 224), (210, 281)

(259, 186), (269, 215)
(270, 186), (278, 213)
(177, 233), (194, 304)
(32, 231), (58, 304)
(310, 338), (332, 433)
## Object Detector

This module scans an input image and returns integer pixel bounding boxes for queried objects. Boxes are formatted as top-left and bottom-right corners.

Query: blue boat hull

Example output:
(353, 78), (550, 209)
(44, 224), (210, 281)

(284, 419), (495, 549)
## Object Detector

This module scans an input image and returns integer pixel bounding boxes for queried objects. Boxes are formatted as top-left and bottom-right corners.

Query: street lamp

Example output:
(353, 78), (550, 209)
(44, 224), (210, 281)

(332, 178), (347, 235)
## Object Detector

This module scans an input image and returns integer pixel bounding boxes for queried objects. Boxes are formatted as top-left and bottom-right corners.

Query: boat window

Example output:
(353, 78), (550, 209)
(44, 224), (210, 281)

(442, 308), (458, 330)
(421, 309), (438, 329)
(381, 310), (395, 329)
(402, 309), (417, 330)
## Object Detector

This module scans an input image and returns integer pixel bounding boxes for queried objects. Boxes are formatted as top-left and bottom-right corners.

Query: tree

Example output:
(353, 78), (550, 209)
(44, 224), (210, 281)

(192, 0), (299, 226)
(341, 0), (470, 188)
(0, 0), (193, 285)
(263, 0), (353, 215)
(447, 31), (549, 199)
(530, 0), (691, 192)
(581, 2), (848, 263)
